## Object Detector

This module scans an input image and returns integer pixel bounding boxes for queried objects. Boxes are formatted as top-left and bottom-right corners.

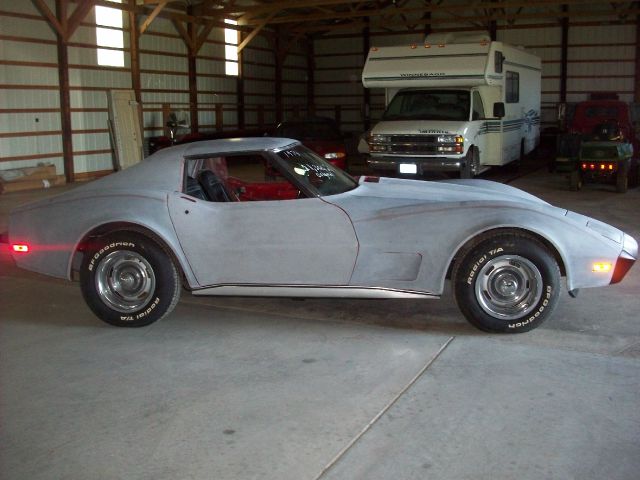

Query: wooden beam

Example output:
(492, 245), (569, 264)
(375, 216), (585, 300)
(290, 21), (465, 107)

(363, 18), (371, 131)
(251, 0), (634, 27)
(56, 0), (74, 182)
(636, 13), (640, 102)
(172, 17), (195, 53)
(128, 0), (142, 123)
(237, 11), (278, 54)
(560, 4), (569, 102)
(275, 32), (283, 123)
(187, 6), (198, 133)
(194, 20), (217, 55)
(139, 0), (168, 35)
(306, 35), (315, 116)
(295, 4), (640, 33)
(65, 0), (97, 41)
(31, 0), (65, 38)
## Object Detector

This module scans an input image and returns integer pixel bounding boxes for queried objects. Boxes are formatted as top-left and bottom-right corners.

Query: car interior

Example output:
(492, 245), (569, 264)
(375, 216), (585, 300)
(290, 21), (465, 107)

(184, 155), (299, 202)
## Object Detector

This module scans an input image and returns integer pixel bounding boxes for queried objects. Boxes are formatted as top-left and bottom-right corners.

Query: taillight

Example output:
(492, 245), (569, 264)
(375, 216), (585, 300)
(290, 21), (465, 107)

(580, 162), (617, 171)
(12, 244), (30, 253)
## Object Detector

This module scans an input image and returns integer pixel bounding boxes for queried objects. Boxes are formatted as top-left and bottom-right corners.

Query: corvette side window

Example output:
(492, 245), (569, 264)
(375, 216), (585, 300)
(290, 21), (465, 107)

(183, 154), (302, 202)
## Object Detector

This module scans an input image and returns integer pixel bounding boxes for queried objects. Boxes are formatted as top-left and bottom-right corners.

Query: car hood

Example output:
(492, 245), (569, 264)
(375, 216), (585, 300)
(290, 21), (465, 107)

(326, 177), (561, 221)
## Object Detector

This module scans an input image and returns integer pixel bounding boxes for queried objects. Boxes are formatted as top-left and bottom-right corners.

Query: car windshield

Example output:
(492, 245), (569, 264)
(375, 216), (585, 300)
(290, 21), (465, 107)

(382, 90), (470, 121)
(276, 146), (357, 196)
(277, 121), (341, 141)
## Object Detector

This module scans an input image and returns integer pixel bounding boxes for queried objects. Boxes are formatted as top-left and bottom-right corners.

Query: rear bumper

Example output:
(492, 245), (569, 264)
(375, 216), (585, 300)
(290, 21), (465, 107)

(0, 231), (7, 244)
(367, 155), (464, 173)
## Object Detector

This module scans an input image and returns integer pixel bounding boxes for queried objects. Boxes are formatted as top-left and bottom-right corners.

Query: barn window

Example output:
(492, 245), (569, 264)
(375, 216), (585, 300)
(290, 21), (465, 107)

(225, 19), (239, 76)
(96, 0), (124, 67)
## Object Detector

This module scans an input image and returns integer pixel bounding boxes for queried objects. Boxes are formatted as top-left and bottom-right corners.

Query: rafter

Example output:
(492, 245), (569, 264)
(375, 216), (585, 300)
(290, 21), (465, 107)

(32, 0), (65, 37)
(66, 0), (96, 40)
(238, 11), (279, 52)
(250, 0), (635, 27)
(293, 3), (640, 34)
(139, 0), (168, 34)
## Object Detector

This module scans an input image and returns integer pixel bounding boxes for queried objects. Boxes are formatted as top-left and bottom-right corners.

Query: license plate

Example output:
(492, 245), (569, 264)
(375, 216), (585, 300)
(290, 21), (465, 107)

(399, 163), (417, 174)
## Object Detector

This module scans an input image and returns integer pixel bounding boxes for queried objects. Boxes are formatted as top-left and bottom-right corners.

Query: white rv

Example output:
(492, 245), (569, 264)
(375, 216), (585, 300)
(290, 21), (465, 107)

(361, 33), (541, 177)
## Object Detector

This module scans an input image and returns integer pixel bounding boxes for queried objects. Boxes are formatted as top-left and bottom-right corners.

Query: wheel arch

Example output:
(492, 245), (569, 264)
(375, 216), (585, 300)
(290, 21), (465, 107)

(70, 221), (191, 287)
(447, 226), (567, 279)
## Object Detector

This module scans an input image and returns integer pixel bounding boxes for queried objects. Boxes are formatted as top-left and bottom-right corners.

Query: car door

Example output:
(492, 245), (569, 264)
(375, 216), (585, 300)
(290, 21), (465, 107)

(168, 194), (358, 287)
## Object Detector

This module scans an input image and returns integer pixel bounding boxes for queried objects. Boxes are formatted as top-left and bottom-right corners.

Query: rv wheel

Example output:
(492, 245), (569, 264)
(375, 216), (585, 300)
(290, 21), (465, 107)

(461, 147), (479, 179)
(616, 164), (629, 193)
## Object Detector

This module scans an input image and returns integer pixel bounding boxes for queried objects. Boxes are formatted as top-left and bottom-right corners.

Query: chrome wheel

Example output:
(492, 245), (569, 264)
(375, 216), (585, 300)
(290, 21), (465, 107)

(474, 255), (543, 320)
(95, 250), (156, 313)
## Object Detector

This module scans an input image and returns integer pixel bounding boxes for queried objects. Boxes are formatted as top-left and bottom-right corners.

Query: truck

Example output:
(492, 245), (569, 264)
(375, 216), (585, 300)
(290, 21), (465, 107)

(554, 94), (639, 193)
(361, 32), (541, 178)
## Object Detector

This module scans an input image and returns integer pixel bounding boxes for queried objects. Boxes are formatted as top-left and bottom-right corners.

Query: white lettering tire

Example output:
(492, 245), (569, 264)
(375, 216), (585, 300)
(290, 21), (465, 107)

(80, 233), (181, 327)
(452, 233), (560, 333)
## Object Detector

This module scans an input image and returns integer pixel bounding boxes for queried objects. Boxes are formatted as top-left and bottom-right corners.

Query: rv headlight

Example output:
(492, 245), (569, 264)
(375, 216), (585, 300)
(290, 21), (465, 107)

(370, 134), (391, 144)
(437, 135), (464, 143)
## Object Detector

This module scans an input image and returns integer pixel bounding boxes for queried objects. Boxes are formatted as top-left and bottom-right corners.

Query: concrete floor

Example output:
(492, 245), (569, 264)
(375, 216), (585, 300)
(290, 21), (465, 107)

(1, 165), (639, 480)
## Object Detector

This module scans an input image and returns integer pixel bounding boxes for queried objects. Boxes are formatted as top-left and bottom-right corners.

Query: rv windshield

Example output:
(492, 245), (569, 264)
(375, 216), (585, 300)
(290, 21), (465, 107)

(382, 90), (470, 121)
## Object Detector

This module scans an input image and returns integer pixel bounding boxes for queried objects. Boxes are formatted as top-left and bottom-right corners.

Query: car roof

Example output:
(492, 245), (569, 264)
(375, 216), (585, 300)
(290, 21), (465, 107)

(182, 137), (300, 157)
(59, 137), (302, 197)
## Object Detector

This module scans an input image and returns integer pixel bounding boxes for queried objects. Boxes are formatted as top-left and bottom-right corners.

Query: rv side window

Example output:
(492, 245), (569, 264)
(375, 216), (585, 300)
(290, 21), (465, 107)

(495, 51), (504, 73)
(506, 71), (519, 103)
(472, 91), (485, 120)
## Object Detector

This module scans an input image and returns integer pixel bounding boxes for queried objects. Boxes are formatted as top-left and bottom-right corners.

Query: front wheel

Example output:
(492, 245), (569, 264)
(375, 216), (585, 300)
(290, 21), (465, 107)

(461, 147), (479, 179)
(80, 232), (181, 327)
(452, 233), (560, 333)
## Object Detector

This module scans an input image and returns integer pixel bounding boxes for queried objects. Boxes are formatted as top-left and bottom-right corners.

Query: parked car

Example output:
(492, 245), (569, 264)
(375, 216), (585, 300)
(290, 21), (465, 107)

(275, 117), (347, 170)
(6, 138), (637, 333)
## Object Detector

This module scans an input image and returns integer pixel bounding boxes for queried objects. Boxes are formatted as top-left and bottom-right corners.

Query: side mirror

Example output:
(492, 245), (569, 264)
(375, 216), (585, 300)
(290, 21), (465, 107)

(493, 102), (505, 119)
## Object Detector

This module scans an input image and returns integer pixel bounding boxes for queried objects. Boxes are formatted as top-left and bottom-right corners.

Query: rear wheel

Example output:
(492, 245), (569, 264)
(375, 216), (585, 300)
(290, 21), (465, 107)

(452, 233), (560, 333)
(80, 232), (181, 327)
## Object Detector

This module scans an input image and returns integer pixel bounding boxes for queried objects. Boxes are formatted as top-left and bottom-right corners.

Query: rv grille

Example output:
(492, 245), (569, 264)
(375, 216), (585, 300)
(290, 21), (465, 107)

(382, 135), (439, 154)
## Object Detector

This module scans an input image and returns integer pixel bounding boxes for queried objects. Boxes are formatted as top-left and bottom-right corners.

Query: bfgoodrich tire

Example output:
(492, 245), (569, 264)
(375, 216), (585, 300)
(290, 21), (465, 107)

(80, 232), (181, 327)
(452, 233), (560, 333)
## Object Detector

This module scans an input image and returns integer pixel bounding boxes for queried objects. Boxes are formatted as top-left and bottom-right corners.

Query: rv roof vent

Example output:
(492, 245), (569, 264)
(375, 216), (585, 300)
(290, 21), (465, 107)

(425, 32), (491, 45)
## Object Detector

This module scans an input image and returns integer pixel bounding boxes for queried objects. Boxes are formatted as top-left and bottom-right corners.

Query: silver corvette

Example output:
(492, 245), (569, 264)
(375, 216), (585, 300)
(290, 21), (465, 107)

(6, 138), (638, 333)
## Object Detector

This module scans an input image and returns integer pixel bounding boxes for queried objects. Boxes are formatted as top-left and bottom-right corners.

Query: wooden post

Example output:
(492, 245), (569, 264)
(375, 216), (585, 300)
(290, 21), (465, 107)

(275, 32), (283, 123)
(128, 0), (142, 128)
(363, 18), (371, 131)
(56, 0), (74, 183)
(257, 104), (265, 129)
(306, 35), (315, 117)
(187, 7), (198, 133)
(634, 14), (640, 102)
(560, 4), (569, 103)
(235, 27), (245, 130)
(215, 104), (223, 131)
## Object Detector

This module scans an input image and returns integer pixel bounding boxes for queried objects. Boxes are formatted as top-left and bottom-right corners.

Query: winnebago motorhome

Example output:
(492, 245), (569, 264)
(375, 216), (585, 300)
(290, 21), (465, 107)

(362, 33), (541, 178)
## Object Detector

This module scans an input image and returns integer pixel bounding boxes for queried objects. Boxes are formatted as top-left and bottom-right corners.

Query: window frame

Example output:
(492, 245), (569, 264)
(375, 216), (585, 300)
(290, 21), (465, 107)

(95, 1), (125, 67)
(505, 71), (520, 104)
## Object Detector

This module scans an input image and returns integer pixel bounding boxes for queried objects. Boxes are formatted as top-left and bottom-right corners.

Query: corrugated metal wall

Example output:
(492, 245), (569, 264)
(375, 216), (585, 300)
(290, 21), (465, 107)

(0, 1), (291, 177)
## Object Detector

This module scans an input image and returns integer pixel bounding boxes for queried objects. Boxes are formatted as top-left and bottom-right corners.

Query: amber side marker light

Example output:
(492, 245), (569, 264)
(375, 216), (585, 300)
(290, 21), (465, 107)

(592, 262), (612, 273)
(12, 244), (30, 253)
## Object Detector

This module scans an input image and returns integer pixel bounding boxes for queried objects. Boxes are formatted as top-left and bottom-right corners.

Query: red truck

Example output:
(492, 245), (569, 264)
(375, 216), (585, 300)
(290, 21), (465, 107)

(555, 94), (639, 192)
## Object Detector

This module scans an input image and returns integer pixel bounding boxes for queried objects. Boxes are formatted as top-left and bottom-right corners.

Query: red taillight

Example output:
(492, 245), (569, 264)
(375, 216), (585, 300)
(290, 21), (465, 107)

(12, 244), (30, 253)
